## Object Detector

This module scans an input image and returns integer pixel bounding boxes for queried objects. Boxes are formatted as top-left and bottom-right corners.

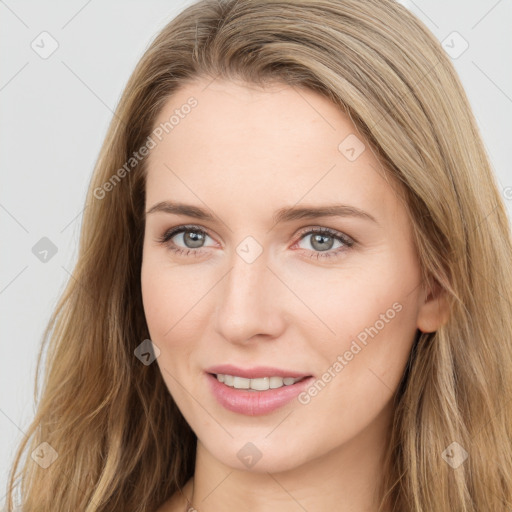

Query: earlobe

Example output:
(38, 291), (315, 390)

(417, 282), (450, 333)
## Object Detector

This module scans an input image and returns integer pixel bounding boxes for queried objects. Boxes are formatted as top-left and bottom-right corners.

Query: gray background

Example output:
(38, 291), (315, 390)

(1, 0), (511, 504)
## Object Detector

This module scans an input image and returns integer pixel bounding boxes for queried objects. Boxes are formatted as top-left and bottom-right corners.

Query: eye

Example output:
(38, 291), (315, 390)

(293, 227), (354, 260)
(157, 225), (215, 257)
(156, 225), (355, 260)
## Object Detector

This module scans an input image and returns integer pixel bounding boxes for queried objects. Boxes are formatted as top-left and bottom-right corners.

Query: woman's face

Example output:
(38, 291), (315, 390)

(141, 78), (442, 473)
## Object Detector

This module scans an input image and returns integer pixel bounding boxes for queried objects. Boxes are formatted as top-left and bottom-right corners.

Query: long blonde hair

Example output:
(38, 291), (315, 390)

(6, 0), (512, 510)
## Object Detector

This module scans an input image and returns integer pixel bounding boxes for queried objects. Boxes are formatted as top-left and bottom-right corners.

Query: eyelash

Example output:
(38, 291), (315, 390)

(156, 224), (355, 260)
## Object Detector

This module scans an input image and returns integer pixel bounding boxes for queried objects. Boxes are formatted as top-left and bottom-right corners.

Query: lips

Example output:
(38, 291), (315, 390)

(205, 364), (312, 379)
(204, 364), (314, 415)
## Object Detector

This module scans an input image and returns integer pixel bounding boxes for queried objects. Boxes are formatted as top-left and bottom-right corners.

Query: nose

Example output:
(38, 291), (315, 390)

(214, 244), (286, 345)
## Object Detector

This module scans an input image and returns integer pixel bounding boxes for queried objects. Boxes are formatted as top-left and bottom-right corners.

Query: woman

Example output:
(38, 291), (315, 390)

(6, 0), (512, 510)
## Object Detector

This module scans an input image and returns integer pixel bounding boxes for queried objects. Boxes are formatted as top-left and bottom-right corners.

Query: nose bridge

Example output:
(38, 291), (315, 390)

(214, 238), (284, 342)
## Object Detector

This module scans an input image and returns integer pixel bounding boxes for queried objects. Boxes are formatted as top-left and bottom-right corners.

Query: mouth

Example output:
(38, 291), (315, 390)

(205, 370), (315, 416)
(208, 372), (310, 391)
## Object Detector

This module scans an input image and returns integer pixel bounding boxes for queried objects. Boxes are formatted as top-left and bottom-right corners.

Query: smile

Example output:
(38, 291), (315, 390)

(206, 372), (315, 416)
(214, 373), (306, 391)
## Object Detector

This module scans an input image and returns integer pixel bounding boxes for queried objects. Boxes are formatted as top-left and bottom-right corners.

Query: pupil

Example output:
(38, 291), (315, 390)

(312, 234), (333, 251)
(185, 231), (204, 248)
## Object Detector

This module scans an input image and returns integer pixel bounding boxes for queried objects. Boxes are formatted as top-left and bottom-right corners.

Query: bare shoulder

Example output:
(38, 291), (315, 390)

(155, 478), (193, 512)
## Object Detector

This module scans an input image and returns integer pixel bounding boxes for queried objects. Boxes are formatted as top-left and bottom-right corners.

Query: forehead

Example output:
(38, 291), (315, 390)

(149, 78), (353, 166)
(145, 78), (402, 222)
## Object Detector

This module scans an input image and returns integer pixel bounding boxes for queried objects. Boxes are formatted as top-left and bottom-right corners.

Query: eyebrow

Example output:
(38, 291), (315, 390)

(146, 201), (378, 225)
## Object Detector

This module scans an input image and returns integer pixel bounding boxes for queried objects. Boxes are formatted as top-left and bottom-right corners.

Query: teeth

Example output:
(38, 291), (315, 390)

(251, 377), (270, 391)
(215, 374), (304, 390)
(233, 376), (250, 389)
(269, 376), (284, 388)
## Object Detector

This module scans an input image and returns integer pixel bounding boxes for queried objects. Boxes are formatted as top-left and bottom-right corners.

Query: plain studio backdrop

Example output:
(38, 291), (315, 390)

(0, 0), (511, 505)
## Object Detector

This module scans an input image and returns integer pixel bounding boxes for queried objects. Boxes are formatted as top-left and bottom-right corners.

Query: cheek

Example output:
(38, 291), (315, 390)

(296, 250), (420, 418)
(141, 267), (172, 342)
(140, 250), (213, 400)
(141, 258), (202, 406)
(141, 249), (204, 342)
(282, 245), (420, 345)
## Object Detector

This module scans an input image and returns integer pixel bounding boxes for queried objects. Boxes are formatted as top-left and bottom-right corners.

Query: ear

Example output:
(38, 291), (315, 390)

(417, 279), (450, 333)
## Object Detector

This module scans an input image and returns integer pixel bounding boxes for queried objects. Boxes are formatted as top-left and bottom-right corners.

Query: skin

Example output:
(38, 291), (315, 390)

(141, 78), (447, 512)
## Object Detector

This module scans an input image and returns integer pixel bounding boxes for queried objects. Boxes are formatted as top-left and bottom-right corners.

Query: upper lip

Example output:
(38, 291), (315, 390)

(205, 364), (312, 379)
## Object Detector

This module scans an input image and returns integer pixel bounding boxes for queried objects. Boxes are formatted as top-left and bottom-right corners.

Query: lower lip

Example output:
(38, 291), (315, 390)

(206, 373), (314, 416)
